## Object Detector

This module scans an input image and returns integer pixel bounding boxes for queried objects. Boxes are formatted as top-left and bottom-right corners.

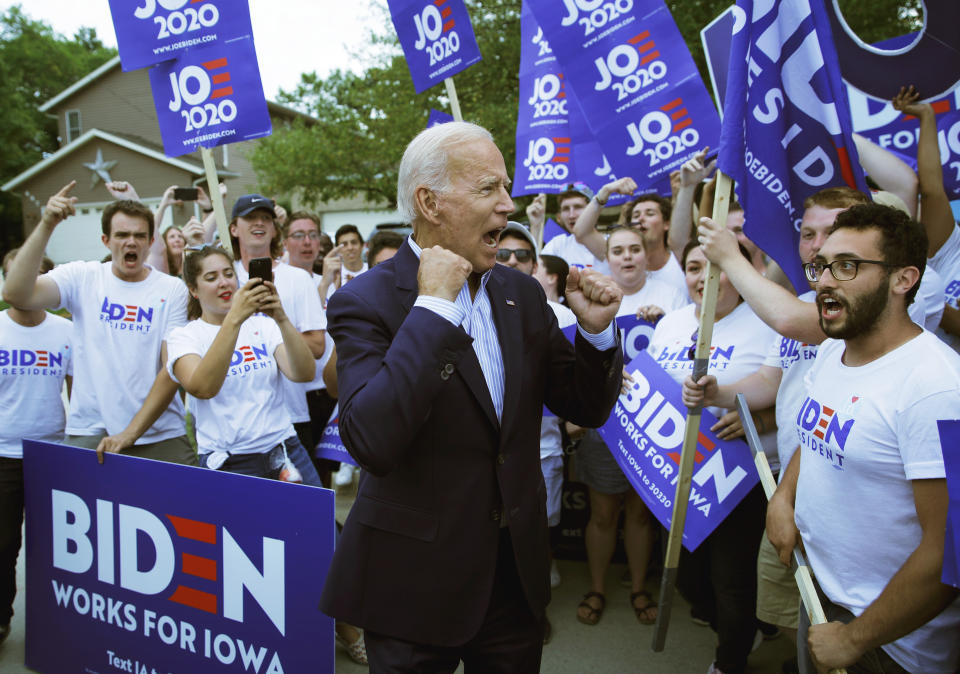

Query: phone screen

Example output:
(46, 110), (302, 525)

(173, 187), (198, 201)
(249, 257), (273, 284)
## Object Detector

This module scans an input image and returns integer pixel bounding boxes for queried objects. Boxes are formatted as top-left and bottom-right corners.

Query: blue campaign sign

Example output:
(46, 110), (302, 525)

(527, 0), (721, 197)
(616, 313), (656, 361)
(717, 0), (869, 292)
(23, 439), (335, 673)
(514, 3), (625, 198)
(427, 108), (454, 127)
(597, 351), (759, 550)
(700, 5), (740, 116)
(939, 419), (960, 588)
(315, 407), (359, 467)
(149, 36), (272, 158)
(542, 218), (565, 246)
(107, 0), (253, 72)
(388, 0), (482, 94)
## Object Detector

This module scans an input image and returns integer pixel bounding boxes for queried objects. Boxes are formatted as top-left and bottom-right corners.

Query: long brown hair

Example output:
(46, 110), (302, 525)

(182, 246), (234, 320)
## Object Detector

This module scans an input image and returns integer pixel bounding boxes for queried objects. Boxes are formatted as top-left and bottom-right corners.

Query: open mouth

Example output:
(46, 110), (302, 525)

(818, 294), (843, 320)
(218, 291), (233, 301)
(484, 226), (505, 248)
(123, 252), (138, 264)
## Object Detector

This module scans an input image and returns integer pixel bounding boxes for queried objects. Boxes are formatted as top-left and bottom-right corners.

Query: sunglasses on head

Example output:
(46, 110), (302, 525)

(496, 248), (534, 263)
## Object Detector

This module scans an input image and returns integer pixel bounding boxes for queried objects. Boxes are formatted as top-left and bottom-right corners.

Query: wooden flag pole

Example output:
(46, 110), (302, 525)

(200, 147), (231, 249)
(444, 77), (463, 122)
(734, 394), (847, 674)
(652, 170), (732, 652)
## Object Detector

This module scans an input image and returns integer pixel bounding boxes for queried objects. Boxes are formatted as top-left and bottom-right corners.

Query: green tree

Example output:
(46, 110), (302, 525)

(0, 5), (116, 252)
(252, 0), (921, 211)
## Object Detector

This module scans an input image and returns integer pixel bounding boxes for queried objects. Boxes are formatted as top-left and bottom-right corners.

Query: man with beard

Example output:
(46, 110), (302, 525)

(766, 203), (960, 673)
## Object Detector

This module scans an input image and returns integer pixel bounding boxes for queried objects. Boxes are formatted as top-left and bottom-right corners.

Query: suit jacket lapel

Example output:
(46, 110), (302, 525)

(487, 271), (522, 441)
(395, 242), (499, 430)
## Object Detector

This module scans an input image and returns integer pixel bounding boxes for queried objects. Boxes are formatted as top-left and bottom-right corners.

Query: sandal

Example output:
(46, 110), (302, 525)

(576, 591), (606, 625)
(631, 590), (659, 625)
(335, 627), (368, 665)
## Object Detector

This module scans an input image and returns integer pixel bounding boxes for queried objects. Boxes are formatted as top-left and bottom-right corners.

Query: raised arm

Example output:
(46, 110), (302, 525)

(2, 182), (74, 310)
(573, 177), (637, 260)
(147, 186), (179, 272)
(892, 85), (956, 256)
(852, 132), (919, 218)
(525, 193), (546, 247)
(669, 147), (715, 260)
(697, 217), (825, 344)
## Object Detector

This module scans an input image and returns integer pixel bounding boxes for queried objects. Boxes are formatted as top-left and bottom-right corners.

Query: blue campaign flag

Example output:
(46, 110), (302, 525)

(149, 36), (272, 157)
(526, 0), (721, 197)
(388, 0), (482, 94)
(315, 406), (359, 467)
(597, 351), (759, 550)
(107, 0), (253, 72)
(717, 0), (869, 292)
(23, 439), (335, 673)
(939, 420), (960, 588)
(427, 108), (455, 127)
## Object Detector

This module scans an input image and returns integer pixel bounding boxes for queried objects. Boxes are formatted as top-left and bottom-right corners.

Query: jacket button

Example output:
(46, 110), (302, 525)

(444, 363), (455, 374)
(496, 454), (505, 465)
(440, 370), (450, 381)
(490, 509), (500, 521)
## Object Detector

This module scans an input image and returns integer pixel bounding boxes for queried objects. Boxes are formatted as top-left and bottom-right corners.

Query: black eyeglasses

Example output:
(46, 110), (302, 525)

(496, 248), (534, 263)
(802, 259), (896, 282)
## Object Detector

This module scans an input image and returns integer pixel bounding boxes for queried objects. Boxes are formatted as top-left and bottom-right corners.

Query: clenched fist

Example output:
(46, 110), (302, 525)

(418, 246), (472, 302)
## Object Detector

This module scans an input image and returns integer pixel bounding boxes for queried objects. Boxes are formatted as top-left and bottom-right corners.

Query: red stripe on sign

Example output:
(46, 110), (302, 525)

(212, 73), (231, 84)
(443, 19), (455, 31)
(637, 41), (656, 53)
(211, 87), (233, 99)
(551, 137), (571, 143)
(441, 7), (452, 18)
(557, 92), (566, 99)
(697, 431), (715, 453)
(627, 31), (650, 44)
(670, 108), (689, 120)
(667, 450), (705, 465)
(818, 419), (829, 428)
(640, 51), (661, 66)
(166, 515), (217, 544)
(823, 406), (834, 416)
(191, 0), (203, 3)
(551, 156), (570, 163)
(433, 0), (447, 5)
(202, 58), (228, 70)
(660, 98), (683, 111)
(835, 145), (857, 189)
(168, 586), (217, 614)
(182, 553), (217, 581)
(555, 145), (570, 154)
(672, 118), (692, 132)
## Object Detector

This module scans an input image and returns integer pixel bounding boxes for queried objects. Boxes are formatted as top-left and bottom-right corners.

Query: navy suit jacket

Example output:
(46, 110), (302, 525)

(319, 242), (622, 646)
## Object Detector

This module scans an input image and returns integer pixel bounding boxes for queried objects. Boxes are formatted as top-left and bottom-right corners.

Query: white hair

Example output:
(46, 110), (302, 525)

(396, 121), (494, 224)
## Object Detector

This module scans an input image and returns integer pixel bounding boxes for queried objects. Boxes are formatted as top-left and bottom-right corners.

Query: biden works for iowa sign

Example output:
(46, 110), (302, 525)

(23, 440), (335, 674)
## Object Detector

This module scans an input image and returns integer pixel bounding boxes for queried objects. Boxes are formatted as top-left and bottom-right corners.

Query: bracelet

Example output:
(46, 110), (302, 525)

(202, 207), (214, 213)
(594, 194), (608, 207)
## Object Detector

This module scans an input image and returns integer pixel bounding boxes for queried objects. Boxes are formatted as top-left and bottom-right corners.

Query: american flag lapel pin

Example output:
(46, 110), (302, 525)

(506, 299), (516, 306)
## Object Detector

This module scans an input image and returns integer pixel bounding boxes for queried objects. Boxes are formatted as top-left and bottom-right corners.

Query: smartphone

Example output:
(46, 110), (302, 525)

(173, 187), (198, 201)
(249, 257), (273, 284)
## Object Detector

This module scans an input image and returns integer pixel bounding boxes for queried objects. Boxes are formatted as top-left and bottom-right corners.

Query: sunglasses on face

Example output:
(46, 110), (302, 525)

(496, 248), (534, 263)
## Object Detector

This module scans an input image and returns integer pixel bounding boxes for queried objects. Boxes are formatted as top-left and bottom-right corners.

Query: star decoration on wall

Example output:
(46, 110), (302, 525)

(83, 149), (117, 188)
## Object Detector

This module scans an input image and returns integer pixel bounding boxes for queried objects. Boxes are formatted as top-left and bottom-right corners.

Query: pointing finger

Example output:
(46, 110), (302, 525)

(56, 181), (77, 198)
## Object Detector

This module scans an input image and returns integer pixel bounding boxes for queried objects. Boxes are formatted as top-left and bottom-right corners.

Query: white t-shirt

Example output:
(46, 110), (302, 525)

(235, 261), (326, 422)
(0, 311), (73, 458)
(928, 224), (960, 350)
(795, 333), (960, 673)
(648, 301), (780, 469)
(763, 290), (819, 473)
(617, 278), (689, 318)
(542, 232), (610, 275)
(646, 252), (688, 299)
(47, 261), (188, 442)
(540, 300), (577, 460)
(909, 265), (944, 333)
(166, 316), (294, 455)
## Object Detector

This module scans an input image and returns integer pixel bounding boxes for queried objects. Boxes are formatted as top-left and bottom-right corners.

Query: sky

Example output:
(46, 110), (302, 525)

(3, 0), (392, 99)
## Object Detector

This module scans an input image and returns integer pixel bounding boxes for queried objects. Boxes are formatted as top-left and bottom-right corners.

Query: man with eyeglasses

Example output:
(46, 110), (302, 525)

(762, 204), (960, 673)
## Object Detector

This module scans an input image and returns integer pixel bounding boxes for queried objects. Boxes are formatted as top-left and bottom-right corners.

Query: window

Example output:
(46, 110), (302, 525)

(66, 110), (82, 143)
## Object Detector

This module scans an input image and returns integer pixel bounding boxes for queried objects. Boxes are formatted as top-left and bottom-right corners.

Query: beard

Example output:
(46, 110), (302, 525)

(817, 278), (889, 340)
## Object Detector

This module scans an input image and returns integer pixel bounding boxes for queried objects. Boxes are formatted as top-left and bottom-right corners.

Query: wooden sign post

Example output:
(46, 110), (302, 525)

(444, 77), (464, 122)
(200, 147), (232, 248)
